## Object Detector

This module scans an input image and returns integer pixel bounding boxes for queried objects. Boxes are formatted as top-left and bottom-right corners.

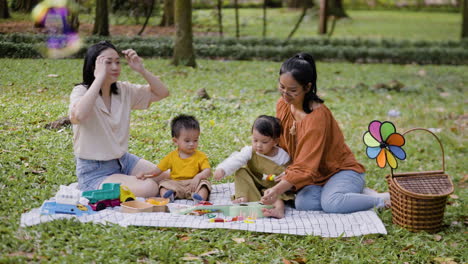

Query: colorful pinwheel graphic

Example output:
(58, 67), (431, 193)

(363, 120), (406, 169)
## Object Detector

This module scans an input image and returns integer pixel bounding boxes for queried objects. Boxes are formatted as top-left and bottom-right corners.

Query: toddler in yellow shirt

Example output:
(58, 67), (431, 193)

(138, 114), (211, 202)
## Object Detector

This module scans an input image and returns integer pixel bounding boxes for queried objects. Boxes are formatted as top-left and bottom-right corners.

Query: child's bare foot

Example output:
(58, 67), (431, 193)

(262, 207), (284, 219)
(232, 197), (247, 204)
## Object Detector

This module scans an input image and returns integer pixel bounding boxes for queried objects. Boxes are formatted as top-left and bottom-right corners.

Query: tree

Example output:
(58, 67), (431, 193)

(68, 0), (80, 32)
(217, 0), (223, 37)
(12, 0), (37, 12)
(172, 0), (196, 67)
(160, 0), (174, 26)
(327, 0), (348, 18)
(93, 0), (110, 36)
(234, 0), (240, 38)
(0, 0), (10, 18)
(463, 0), (468, 38)
(318, 0), (327, 34)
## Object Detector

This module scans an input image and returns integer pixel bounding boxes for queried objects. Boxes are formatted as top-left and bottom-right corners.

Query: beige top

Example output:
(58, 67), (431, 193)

(69, 81), (153, 160)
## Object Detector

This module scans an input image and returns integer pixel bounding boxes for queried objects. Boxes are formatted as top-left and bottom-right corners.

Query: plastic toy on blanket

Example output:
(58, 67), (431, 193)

(174, 202), (274, 217)
(40, 185), (95, 216)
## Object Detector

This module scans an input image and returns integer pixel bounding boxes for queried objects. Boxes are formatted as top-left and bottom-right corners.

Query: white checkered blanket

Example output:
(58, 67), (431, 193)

(20, 183), (387, 237)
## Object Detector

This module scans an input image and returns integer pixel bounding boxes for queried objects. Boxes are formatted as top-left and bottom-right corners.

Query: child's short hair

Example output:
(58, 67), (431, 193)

(251, 115), (282, 139)
(171, 114), (200, 138)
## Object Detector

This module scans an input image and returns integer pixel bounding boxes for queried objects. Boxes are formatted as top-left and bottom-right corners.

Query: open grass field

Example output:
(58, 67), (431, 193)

(1, 8), (462, 41)
(0, 57), (466, 263)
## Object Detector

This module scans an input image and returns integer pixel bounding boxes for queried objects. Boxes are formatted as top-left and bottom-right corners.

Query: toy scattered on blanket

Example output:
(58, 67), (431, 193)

(176, 202), (273, 218)
(82, 183), (136, 211)
(41, 185), (95, 216)
(41, 183), (136, 215)
(262, 174), (276, 181)
(209, 215), (257, 223)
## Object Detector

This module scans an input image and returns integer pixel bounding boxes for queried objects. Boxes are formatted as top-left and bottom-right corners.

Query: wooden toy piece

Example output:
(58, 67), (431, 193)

(121, 200), (169, 213)
(177, 202), (273, 218)
(120, 200), (154, 213)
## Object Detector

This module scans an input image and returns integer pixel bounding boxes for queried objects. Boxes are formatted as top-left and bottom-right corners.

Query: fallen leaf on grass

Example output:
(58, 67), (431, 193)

(199, 249), (220, 257)
(433, 234), (442, 241)
(362, 239), (375, 245)
(181, 253), (200, 261)
(282, 258), (292, 264)
(401, 244), (414, 251)
(433, 257), (457, 264)
(179, 236), (190, 241)
(449, 194), (459, 199)
(292, 257), (307, 264)
(47, 74), (59, 78)
(232, 237), (245, 243)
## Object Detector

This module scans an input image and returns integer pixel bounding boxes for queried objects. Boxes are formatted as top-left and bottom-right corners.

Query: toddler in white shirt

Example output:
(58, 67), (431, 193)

(214, 115), (294, 218)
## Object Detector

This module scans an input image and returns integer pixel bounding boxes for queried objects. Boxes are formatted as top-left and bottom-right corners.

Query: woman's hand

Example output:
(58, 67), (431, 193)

(274, 172), (285, 182)
(261, 188), (279, 205)
(94, 54), (110, 79)
(213, 169), (225, 181)
(122, 49), (144, 74)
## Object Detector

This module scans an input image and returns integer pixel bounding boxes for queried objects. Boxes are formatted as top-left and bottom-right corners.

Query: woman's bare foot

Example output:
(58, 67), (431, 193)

(232, 197), (247, 204)
(261, 199), (285, 219)
(262, 207), (284, 219)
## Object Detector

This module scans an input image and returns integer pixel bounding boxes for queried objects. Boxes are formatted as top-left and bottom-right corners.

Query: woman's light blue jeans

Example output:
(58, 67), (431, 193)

(295, 170), (384, 213)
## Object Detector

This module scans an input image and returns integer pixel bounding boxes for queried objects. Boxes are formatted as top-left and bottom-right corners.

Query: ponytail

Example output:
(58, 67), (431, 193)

(280, 53), (323, 113)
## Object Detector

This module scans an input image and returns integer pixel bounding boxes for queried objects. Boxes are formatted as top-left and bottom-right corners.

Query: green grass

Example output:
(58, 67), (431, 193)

(192, 9), (462, 41)
(1, 8), (461, 41)
(0, 58), (466, 263)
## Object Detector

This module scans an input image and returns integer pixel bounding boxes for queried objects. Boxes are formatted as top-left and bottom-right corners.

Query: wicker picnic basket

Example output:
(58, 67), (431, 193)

(385, 128), (454, 232)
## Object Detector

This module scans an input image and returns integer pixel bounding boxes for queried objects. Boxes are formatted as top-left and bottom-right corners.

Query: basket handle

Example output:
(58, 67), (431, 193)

(391, 127), (445, 176)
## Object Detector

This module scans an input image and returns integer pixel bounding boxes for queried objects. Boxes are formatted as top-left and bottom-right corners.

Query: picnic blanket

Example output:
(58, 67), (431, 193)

(20, 183), (387, 237)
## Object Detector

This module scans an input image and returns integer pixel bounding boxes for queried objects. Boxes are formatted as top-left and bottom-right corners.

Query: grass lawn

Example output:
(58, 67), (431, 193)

(192, 9), (462, 41)
(1, 8), (460, 41)
(0, 58), (466, 263)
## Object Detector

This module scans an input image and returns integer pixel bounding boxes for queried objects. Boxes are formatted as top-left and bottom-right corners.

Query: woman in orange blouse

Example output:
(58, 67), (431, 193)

(261, 53), (388, 218)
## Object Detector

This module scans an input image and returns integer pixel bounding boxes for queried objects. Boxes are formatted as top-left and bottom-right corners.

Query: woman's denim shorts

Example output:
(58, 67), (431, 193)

(76, 152), (140, 191)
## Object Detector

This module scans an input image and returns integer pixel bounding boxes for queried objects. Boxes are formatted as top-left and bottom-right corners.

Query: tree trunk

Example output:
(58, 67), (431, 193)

(318, 0), (327, 34)
(68, 0), (80, 32)
(172, 0), (196, 67)
(283, 0), (313, 8)
(234, 0), (240, 38)
(217, 0), (223, 37)
(327, 0), (348, 18)
(262, 0), (267, 38)
(93, 0), (110, 36)
(0, 0), (10, 18)
(462, 0), (468, 38)
(138, 0), (155, 35)
(286, 5), (308, 42)
(13, 0), (38, 12)
(160, 0), (175, 26)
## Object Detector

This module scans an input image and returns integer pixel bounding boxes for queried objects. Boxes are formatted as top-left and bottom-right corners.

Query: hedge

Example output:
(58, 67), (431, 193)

(0, 33), (467, 64)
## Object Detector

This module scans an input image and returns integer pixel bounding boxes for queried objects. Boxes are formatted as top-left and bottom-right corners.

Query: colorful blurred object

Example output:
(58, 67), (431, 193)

(31, 0), (82, 58)
(363, 120), (406, 169)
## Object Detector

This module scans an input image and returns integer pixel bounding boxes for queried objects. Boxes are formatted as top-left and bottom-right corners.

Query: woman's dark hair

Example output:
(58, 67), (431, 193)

(279, 52), (324, 113)
(81, 41), (119, 95)
(171, 114), (200, 138)
(252, 115), (282, 139)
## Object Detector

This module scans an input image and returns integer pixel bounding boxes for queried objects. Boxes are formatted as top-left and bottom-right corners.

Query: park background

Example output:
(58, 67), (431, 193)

(0, 0), (467, 263)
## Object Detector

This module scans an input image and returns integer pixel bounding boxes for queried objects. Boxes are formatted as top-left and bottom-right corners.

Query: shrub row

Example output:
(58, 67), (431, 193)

(1, 39), (467, 64)
(1, 33), (467, 49)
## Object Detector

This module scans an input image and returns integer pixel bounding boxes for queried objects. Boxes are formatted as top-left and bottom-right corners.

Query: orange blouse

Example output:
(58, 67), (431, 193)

(276, 98), (365, 190)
